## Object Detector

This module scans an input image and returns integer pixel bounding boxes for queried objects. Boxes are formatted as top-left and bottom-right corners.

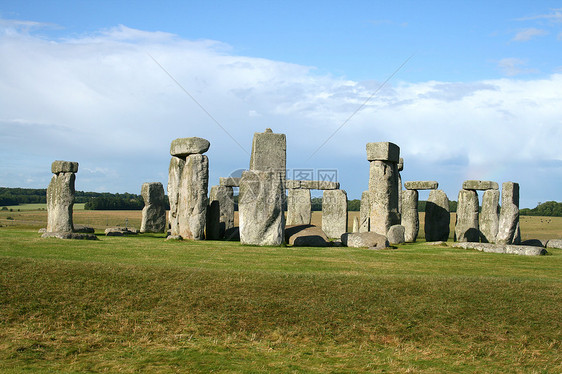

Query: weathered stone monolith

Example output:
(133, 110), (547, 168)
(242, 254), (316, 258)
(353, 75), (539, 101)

(322, 189), (348, 239)
(497, 182), (521, 245)
(480, 189), (499, 243)
(167, 137), (209, 240)
(207, 185), (234, 240)
(287, 188), (312, 225)
(425, 189), (450, 242)
(46, 160), (78, 233)
(140, 182), (166, 233)
(401, 189), (419, 242)
(359, 190), (370, 232)
(455, 189), (479, 242)
(239, 170), (285, 246)
(249, 128), (286, 186)
(368, 159), (400, 235)
(352, 216), (359, 232)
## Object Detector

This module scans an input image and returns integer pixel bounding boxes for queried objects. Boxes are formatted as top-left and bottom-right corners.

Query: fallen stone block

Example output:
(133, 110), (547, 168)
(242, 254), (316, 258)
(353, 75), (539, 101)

(341, 232), (389, 249)
(285, 225), (329, 247)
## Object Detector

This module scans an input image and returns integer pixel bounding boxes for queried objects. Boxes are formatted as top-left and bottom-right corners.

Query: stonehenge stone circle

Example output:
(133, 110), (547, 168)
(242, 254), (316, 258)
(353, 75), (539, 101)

(400, 189), (419, 242)
(359, 190), (370, 232)
(140, 182), (166, 233)
(239, 170), (285, 246)
(496, 182), (521, 245)
(462, 180), (499, 190)
(424, 189), (450, 242)
(46, 160), (78, 234)
(479, 189), (500, 243)
(368, 142), (400, 235)
(322, 189), (348, 239)
(455, 189), (479, 242)
(404, 181), (438, 190)
(167, 137), (209, 240)
(287, 188), (312, 226)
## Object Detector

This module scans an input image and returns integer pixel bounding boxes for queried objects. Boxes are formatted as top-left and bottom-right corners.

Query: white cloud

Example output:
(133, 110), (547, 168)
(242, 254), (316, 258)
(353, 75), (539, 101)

(1, 19), (561, 206)
(497, 58), (538, 76)
(516, 8), (562, 23)
(512, 28), (548, 41)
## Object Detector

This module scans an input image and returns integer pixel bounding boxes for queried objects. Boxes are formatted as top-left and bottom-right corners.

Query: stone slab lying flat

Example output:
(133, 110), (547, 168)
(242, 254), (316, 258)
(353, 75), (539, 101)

(341, 232), (389, 249)
(41, 231), (97, 240)
(366, 142), (400, 163)
(451, 242), (547, 256)
(219, 177), (241, 187)
(546, 239), (562, 249)
(286, 180), (340, 190)
(51, 160), (79, 174)
(462, 180), (499, 190)
(170, 137), (210, 157)
(404, 181), (438, 190)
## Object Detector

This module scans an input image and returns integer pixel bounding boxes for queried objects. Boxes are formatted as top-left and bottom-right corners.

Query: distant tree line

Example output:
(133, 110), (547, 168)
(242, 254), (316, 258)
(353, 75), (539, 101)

(520, 201), (562, 217)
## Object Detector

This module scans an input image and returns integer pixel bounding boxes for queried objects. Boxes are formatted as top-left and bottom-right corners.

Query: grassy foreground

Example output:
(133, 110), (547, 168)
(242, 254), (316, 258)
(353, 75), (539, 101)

(0, 225), (561, 373)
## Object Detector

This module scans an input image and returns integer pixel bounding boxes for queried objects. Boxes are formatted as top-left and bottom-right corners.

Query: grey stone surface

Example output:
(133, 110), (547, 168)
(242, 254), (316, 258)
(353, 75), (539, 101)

(497, 182), (520, 245)
(285, 225), (329, 247)
(249, 128), (286, 186)
(401, 189), (419, 242)
(205, 199), (221, 240)
(286, 188), (312, 226)
(462, 180), (499, 190)
(455, 189), (479, 242)
(170, 137), (210, 157)
(546, 239), (562, 249)
(341, 232), (389, 249)
(479, 189), (499, 243)
(359, 190), (370, 233)
(286, 180), (340, 190)
(239, 170), (285, 246)
(452, 242), (547, 256)
(366, 142), (400, 163)
(51, 160), (79, 174)
(424, 189), (450, 242)
(42, 232), (97, 240)
(368, 160), (400, 235)
(167, 156), (185, 237)
(207, 185), (235, 239)
(397, 157), (404, 172)
(387, 225), (405, 245)
(404, 181), (439, 190)
(46, 171), (75, 233)
(140, 182), (166, 233)
(177, 154), (209, 240)
(219, 177), (241, 187)
(105, 227), (138, 236)
(322, 189), (348, 239)
(521, 239), (548, 247)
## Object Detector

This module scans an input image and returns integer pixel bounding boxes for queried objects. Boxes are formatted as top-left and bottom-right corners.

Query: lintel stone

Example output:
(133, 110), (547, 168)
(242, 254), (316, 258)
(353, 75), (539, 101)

(366, 142), (400, 163)
(462, 180), (499, 191)
(286, 180), (340, 190)
(404, 181), (438, 190)
(51, 160), (79, 174)
(219, 177), (241, 187)
(170, 137), (210, 157)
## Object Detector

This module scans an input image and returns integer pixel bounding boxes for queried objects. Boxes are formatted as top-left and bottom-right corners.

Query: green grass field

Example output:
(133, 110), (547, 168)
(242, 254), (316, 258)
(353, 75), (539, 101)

(0, 208), (561, 372)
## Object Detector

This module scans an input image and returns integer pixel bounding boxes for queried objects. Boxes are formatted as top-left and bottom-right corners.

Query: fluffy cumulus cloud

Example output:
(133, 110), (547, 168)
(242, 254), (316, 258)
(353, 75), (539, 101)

(1, 20), (561, 207)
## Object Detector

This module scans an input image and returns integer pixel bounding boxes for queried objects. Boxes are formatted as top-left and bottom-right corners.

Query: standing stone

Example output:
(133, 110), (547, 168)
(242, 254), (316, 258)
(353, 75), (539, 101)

(497, 182), (521, 245)
(455, 189), (479, 242)
(397, 158), (404, 214)
(140, 182), (166, 233)
(359, 190), (370, 232)
(352, 216), (360, 233)
(322, 189), (348, 239)
(480, 189), (500, 243)
(46, 161), (78, 233)
(167, 156), (185, 236)
(401, 189), (419, 242)
(425, 189), (450, 242)
(368, 158), (400, 235)
(287, 189), (312, 225)
(249, 128), (286, 186)
(239, 170), (285, 246)
(207, 185), (234, 239)
(178, 154), (209, 240)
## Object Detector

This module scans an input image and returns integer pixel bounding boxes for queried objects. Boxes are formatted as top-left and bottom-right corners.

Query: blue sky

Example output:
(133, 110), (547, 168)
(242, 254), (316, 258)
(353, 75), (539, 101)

(1, 1), (562, 208)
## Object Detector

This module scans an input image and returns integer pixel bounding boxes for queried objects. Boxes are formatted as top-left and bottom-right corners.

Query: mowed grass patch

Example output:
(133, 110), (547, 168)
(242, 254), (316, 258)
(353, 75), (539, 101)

(0, 229), (561, 372)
